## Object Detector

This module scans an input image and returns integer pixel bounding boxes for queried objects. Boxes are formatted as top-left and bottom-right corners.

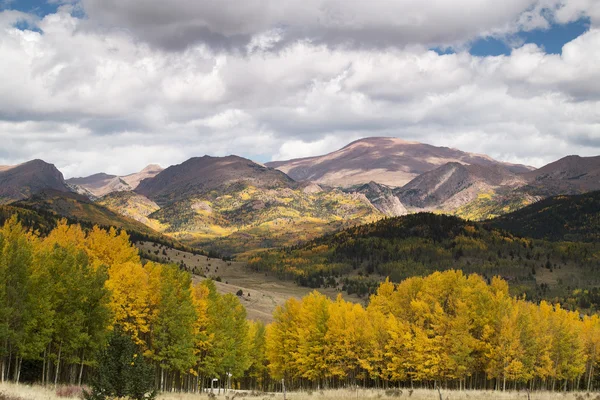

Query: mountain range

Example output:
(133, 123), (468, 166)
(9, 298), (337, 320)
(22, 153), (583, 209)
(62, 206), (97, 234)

(266, 137), (533, 187)
(1, 137), (599, 254)
(67, 164), (163, 198)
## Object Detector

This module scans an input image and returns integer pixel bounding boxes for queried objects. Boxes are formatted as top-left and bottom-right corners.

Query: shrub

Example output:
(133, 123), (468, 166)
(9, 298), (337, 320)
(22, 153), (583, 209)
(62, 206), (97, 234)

(84, 331), (156, 400)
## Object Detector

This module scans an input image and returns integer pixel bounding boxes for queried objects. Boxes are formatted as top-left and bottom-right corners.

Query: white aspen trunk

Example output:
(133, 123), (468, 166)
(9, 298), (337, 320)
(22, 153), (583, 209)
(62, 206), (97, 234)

(15, 357), (22, 384)
(78, 351), (85, 386)
(160, 367), (164, 392)
(6, 347), (12, 382)
(54, 342), (62, 387)
(282, 378), (286, 400)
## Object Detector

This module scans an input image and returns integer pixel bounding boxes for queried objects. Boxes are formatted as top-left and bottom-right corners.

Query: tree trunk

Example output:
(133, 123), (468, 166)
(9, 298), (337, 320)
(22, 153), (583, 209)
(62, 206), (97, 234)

(160, 367), (164, 392)
(54, 341), (62, 387)
(15, 357), (22, 384)
(6, 347), (12, 382)
(46, 349), (52, 386)
(282, 378), (287, 400)
(42, 348), (47, 386)
(588, 357), (595, 391)
(78, 351), (85, 386)
(13, 355), (19, 382)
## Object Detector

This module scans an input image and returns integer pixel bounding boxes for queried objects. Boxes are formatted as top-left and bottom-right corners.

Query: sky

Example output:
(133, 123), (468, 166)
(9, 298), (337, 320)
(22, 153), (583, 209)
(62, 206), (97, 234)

(0, 0), (599, 177)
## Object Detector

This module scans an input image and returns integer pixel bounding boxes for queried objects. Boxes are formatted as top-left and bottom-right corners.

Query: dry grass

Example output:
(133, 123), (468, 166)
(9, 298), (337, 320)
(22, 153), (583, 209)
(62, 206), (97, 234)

(2, 384), (598, 400)
(137, 242), (365, 323)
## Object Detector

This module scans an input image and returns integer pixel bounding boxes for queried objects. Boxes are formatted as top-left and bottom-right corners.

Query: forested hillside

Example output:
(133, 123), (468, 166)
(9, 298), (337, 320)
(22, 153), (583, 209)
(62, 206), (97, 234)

(489, 191), (600, 242)
(248, 213), (600, 307)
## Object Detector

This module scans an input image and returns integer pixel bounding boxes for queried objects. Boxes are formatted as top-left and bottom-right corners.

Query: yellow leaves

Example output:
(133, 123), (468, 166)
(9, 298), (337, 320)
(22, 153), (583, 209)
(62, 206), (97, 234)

(86, 226), (140, 266)
(325, 296), (374, 379)
(42, 219), (86, 252)
(281, 270), (598, 386)
(454, 234), (487, 251)
(464, 225), (477, 234)
(105, 261), (152, 346)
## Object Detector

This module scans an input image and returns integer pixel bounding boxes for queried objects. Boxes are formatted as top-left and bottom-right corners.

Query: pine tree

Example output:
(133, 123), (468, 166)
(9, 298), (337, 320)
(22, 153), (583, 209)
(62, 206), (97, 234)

(84, 331), (156, 400)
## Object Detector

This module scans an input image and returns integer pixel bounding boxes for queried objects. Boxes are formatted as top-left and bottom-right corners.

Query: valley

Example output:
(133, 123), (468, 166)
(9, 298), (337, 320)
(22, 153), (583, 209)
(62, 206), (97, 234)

(135, 241), (362, 322)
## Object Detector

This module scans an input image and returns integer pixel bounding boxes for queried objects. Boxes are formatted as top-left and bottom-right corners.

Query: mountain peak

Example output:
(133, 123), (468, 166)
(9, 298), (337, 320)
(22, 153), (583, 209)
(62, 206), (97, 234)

(267, 138), (531, 188)
(523, 154), (600, 194)
(140, 164), (162, 172)
(135, 154), (295, 206)
(341, 137), (420, 149)
(0, 159), (68, 204)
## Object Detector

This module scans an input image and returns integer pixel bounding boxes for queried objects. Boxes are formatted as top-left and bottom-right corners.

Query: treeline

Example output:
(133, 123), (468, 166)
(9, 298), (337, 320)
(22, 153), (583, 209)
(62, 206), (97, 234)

(267, 270), (600, 392)
(0, 203), (213, 258)
(0, 217), (265, 391)
(4, 216), (600, 394)
(248, 213), (600, 305)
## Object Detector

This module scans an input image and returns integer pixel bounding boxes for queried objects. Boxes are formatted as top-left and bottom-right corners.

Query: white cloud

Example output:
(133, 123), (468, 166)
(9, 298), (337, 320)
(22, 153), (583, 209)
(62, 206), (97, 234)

(0, 4), (599, 177)
(79, 0), (545, 50)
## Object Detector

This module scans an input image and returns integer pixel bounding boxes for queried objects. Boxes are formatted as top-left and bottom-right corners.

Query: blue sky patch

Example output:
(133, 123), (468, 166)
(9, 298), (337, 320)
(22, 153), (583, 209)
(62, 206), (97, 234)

(469, 17), (590, 57)
(1, 0), (59, 17)
(520, 17), (590, 54)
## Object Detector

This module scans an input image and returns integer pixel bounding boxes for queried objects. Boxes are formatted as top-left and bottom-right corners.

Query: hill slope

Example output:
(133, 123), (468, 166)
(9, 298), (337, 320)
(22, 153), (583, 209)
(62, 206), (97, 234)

(397, 162), (525, 209)
(15, 189), (159, 236)
(523, 155), (600, 196)
(267, 137), (533, 188)
(248, 213), (600, 304)
(0, 160), (70, 204)
(489, 191), (600, 242)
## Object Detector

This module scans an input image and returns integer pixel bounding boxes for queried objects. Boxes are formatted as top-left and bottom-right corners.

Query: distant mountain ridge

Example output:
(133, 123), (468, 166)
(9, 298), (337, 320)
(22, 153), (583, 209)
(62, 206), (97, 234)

(3, 138), (600, 254)
(523, 155), (600, 196)
(267, 137), (533, 188)
(67, 164), (163, 198)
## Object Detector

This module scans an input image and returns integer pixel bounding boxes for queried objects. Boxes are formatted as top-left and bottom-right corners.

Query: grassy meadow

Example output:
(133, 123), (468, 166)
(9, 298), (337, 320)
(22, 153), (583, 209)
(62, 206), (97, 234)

(1, 384), (599, 400)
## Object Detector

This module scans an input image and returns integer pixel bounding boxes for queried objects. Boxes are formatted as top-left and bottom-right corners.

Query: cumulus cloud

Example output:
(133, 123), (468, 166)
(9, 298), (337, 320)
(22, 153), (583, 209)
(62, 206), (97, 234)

(0, 2), (599, 177)
(79, 0), (548, 51)
(75, 0), (600, 52)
